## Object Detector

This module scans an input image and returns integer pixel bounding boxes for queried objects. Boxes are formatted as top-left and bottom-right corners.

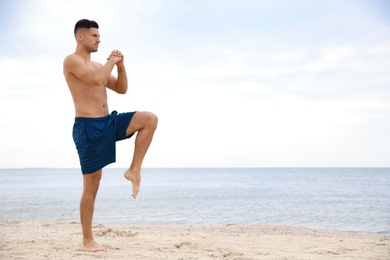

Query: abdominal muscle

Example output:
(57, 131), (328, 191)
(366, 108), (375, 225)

(71, 85), (110, 118)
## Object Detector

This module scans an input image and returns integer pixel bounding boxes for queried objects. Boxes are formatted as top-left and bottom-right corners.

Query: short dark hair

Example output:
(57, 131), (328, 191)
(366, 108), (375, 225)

(74, 19), (99, 36)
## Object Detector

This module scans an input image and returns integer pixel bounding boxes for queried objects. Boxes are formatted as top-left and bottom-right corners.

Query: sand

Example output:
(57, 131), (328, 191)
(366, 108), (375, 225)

(0, 219), (389, 260)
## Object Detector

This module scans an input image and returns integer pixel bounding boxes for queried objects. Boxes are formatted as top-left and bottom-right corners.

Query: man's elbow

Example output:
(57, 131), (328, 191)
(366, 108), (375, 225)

(93, 76), (106, 86)
(117, 86), (127, 94)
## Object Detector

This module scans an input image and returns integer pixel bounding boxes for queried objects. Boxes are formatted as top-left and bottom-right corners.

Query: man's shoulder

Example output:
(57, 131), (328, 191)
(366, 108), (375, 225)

(63, 54), (86, 72)
(64, 53), (81, 63)
(63, 55), (81, 77)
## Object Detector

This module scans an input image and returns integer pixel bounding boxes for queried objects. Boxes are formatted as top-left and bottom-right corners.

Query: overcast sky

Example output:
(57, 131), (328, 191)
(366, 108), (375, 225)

(0, 0), (389, 168)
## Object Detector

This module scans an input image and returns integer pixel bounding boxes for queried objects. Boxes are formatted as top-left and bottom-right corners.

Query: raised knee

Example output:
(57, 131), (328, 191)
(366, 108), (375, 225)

(146, 112), (158, 130)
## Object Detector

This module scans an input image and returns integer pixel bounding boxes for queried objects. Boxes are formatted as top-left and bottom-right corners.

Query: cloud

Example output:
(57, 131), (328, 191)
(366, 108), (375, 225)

(0, 0), (389, 167)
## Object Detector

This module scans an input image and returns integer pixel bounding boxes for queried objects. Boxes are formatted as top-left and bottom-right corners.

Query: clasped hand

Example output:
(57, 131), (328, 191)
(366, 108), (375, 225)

(107, 50), (124, 64)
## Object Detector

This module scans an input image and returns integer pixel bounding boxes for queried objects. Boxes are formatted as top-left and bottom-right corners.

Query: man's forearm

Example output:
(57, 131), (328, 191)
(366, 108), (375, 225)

(94, 59), (117, 86)
(116, 65), (128, 94)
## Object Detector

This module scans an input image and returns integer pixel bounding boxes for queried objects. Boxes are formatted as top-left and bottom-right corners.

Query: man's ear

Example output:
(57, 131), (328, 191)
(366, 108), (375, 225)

(76, 32), (82, 41)
(75, 31), (84, 41)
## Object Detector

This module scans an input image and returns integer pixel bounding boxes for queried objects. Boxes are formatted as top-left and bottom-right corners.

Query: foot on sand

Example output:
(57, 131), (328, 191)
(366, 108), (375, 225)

(124, 169), (141, 199)
(82, 240), (106, 252)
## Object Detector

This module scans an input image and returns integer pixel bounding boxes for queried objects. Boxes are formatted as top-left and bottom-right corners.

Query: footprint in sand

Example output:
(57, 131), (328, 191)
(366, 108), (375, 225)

(95, 227), (138, 237)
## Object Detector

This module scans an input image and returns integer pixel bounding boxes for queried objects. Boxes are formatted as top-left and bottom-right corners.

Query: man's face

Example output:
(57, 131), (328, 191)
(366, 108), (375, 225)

(80, 28), (101, 53)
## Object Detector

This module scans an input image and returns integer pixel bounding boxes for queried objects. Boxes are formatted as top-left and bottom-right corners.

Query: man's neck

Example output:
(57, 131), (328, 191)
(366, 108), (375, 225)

(75, 47), (92, 61)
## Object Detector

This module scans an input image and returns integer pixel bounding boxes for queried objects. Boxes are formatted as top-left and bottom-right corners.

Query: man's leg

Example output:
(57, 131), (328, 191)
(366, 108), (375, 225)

(124, 111), (158, 199)
(80, 169), (105, 251)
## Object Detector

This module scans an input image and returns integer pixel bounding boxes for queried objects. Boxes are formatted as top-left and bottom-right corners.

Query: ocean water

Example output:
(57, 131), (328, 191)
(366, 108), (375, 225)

(0, 168), (389, 234)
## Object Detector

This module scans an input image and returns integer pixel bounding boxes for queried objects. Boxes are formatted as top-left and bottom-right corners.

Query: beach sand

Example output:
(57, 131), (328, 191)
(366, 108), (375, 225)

(1, 220), (389, 259)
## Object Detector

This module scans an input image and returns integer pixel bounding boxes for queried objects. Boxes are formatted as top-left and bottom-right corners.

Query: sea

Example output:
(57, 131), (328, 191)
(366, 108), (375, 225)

(0, 168), (389, 234)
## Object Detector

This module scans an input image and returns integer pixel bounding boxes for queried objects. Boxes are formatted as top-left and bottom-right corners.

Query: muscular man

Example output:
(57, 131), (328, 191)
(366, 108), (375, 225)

(63, 19), (158, 252)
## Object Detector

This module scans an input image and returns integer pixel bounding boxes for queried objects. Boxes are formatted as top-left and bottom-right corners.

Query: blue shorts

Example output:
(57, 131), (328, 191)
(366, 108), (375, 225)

(72, 110), (137, 174)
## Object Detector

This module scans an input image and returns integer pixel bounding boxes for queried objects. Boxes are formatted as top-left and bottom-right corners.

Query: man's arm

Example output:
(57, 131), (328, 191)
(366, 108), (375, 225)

(63, 54), (119, 86)
(107, 52), (128, 94)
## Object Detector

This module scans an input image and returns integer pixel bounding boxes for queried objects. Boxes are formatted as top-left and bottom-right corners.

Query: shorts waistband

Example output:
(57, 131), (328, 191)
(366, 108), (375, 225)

(75, 114), (110, 122)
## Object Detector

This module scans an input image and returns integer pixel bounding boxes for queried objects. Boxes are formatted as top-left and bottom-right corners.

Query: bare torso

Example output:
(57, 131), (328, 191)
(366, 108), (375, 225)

(64, 54), (109, 118)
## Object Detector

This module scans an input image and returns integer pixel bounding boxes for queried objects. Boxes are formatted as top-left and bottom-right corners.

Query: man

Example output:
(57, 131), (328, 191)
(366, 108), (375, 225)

(63, 19), (158, 252)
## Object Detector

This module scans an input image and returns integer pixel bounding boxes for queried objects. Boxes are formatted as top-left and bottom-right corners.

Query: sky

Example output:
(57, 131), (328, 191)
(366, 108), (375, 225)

(0, 0), (389, 168)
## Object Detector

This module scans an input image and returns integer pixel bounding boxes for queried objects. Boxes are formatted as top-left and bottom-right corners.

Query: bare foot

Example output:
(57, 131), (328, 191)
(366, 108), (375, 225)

(124, 168), (141, 199)
(82, 239), (106, 252)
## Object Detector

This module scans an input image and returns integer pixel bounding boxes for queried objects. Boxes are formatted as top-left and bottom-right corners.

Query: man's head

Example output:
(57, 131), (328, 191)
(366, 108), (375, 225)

(74, 19), (99, 36)
(74, 19), (100, 53)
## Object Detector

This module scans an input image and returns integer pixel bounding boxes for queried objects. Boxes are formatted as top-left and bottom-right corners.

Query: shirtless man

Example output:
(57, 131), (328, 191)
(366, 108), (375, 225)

(63, 19), (158, 252)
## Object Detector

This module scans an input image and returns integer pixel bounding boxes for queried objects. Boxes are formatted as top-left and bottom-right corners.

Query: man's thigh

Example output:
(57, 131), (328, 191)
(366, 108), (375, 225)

(125, 111), (156, 136)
